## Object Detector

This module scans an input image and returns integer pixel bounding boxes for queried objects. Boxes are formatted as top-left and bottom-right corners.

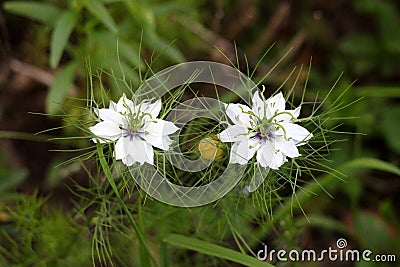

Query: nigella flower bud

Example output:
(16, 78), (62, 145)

(198, 136), (224, 161)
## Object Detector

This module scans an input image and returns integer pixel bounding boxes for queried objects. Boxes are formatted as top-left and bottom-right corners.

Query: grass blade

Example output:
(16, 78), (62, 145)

(160, 242), (170, 267)
(164, 234), (275, 267)
(261, 157), (400, 235)
(342, 157), (400, 176)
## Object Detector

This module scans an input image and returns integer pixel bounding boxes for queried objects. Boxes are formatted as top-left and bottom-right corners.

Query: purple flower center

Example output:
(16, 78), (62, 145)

(121, 127), (142, 141)
(255, 131), (274, 141)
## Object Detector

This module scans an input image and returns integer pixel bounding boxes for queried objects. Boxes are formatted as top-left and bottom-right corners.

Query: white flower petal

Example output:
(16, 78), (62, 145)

(256, 141), (274, 168)
(272, 106), (301, 124)
(142, 119), (179, 136)
(291, 106), (301, 118)
(272, 113), (289, 124)
(267, 92), (285, 111)
(122, 154), (136, 166)
(116, 94), (134, 114)
(98, 108), (123, 125)
(144, 143), (154, 165)
(140, 99), (162, 119)
(247, 138), (262, 157)
(226, 103), (255, 128)
(270, 151), (286, 170)
(275, 137), (300, 158)
(161, 135), (173, 149)
(91, 137), (107, 143)
(115, 138), (125, 160)
(109, 100), (117, 111)
(125, 136), (154, 165)
(256, 141), (287, 169)
(142, 133), (173, 151)
(282, 123), (313, 143)
(252, 91), (266, 119)
(90, 121), (121, 141)
(230, 146), (247, 164)
(218, 125), (253, 142)
(229, 139), (259, 165)
(116, 136), (155, 165)
(265, 92), (285, 119)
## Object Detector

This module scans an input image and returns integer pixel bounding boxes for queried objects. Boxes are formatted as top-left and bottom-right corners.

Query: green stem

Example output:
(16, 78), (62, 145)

(96, 143), (155, 266)
(138, 193), (152, 267)
(0, 131), (53, 143)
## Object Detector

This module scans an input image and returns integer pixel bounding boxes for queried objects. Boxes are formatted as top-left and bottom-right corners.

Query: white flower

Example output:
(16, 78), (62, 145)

(217, 91), (312, 170)
(90, 94), (179, 166)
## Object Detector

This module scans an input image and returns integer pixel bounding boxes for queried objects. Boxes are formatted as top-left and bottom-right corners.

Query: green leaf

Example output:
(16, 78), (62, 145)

(46, 62), (78, 114)
(152, 2), (190, 15)
(50, 11), (78, 68)
(45, 159), (81, 188)
(296, 215), (348, 233)
(164, 234), (275, 267)
(0, 168), (28, 192)
(101, 0), (125, 3)
(355, 86), (400, 98)
(381, 107), (400, 154)
(354, 211), (395, 251)
(341, 157), (400, 176)
(125, 1), (155, 30)
(261, 158), (400, 235)
(3, 1), (61, 25)
(340, 35), (379, 74)
(118, 40), (144, 69)
(340, 34), (378, 57)
(144, 32), (185, 63)
(87, 32), (141, 90)
(84, 0), (118, 34)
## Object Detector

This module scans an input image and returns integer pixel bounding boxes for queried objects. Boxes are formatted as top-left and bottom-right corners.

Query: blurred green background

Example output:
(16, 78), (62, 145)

(0, 0), (399, 266)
